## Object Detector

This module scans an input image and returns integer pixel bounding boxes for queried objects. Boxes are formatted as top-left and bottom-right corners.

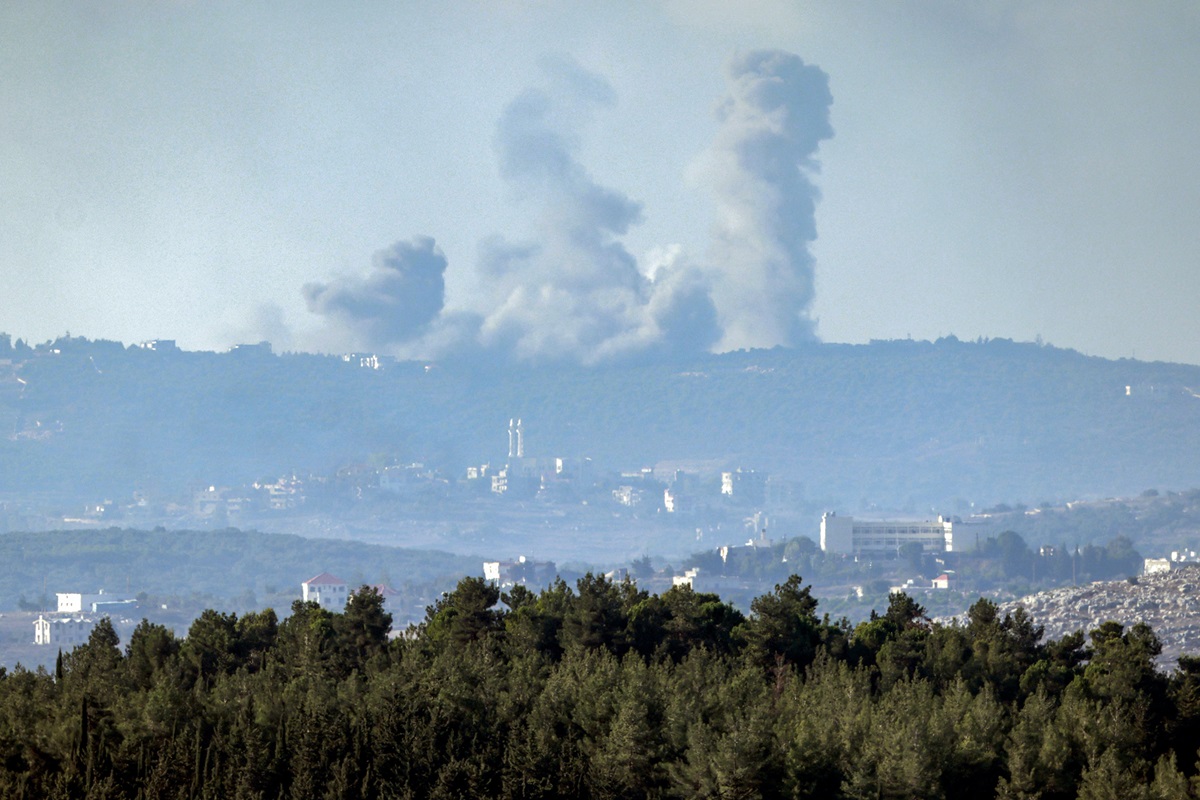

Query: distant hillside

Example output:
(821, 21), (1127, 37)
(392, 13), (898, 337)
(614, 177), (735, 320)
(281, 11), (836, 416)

(0, 528), (478, 615)
(2, 335), (1199, 507)
(989, 565), (1200, 669)
(971, 490), (1200, 556)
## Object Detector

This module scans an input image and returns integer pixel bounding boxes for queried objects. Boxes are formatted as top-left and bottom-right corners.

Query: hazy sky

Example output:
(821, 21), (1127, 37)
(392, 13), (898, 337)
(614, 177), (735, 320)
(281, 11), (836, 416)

(3, 2), (1199, 364)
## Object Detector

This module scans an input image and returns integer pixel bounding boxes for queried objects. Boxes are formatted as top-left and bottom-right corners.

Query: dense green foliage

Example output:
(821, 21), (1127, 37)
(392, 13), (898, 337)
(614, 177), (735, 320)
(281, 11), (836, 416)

(4, 575), (1200, 799)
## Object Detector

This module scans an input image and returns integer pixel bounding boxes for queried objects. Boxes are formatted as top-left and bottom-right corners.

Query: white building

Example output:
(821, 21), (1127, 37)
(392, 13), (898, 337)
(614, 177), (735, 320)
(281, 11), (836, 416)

(820, 512), (954, 556)
(341, 353), (395, 370)
(721, 469), (766, 503)
(483, 556), (555, 588)
(673, 568), (700, 588)
(302, 572), (349, 611)
(57, 590), (130, 613)
(1144, 558), (1172, 575)
(34, 615), (95, 647)
(931, 572), (955, 589)
(612, 485), (643, 507)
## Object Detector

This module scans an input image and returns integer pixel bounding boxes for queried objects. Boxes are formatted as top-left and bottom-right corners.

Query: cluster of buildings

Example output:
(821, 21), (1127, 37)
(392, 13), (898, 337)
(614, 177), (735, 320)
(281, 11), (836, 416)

(41, 416), (812, 536)
(31, 575), (406, 648)
(465, 419), (592, 500)
(192, 475), (307, 519)
(458, 420), (807, 523)
(32, 590), (136, 647)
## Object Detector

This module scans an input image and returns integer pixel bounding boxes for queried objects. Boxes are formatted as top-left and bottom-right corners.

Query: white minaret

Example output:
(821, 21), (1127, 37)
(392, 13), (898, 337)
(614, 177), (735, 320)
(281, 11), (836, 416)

(516, 418), (524, 457)
(508, 419), (516, 458)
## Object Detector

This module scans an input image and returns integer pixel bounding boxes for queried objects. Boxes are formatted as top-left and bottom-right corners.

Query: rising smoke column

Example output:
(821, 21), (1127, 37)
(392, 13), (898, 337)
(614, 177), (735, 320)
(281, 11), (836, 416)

(475, 56), (720, 364)
(704, 50), (833, 351)
(303, 236), (448, 349)
(300, 51), (832, 363)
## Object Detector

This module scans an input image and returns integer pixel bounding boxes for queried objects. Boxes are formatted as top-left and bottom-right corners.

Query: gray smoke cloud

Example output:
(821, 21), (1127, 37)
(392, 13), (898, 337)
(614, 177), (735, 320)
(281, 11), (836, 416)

(472, 55), (720, 364)
(703, 50), (833, 351)
(301, 50), (830, 364)
(303, 236), (447, 349)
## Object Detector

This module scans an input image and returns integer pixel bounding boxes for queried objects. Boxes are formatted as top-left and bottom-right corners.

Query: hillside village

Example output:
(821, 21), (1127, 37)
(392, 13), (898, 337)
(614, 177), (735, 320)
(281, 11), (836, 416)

(6, 335), (1200, 672)
(5, 333), (1200, 523)
(9, 496), (1200, 674)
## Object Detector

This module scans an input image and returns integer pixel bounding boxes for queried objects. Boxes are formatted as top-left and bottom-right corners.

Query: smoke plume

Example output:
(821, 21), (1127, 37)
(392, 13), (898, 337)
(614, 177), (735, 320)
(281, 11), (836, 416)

(469, 55), (720, 364)
(703, 50), (833, 351)
(303, 236), (447, 349)
(301, 50), (831, 364)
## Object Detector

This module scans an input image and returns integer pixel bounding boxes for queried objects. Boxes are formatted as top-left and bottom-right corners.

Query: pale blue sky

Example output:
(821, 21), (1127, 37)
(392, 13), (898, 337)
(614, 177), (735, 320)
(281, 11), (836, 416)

(3, 2), (1199, 363)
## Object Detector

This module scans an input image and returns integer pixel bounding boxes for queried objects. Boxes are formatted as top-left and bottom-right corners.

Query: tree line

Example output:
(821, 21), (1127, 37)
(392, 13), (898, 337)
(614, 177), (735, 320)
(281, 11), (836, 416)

(2, 573), (1199, 799)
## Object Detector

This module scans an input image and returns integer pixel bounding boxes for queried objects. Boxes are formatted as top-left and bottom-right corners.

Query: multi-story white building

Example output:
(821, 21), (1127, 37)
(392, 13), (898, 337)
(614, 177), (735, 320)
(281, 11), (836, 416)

(302, 573), (348, 611)
(820, 512), (954, 556)
(34, 615), (95, 647)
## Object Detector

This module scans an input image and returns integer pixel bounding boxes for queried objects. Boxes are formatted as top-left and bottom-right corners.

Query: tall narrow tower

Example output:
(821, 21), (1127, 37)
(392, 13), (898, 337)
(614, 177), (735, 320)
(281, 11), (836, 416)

(508, 419), (516, 459)
(516, 419), (524, 458)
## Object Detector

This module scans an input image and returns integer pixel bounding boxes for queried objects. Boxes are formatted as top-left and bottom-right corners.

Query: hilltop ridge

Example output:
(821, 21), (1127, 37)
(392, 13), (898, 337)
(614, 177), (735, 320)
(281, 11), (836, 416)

(2, 334), (1199, 512)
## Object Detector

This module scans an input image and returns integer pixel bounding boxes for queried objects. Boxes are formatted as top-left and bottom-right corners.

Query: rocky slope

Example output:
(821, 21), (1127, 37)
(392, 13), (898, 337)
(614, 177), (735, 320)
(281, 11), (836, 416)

(994, 564), (1200, 670)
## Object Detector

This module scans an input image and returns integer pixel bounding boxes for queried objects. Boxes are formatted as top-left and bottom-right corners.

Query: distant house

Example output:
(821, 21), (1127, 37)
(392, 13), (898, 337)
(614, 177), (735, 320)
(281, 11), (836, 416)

(673, 568), (700, 589)
(34, 615), (94, 647)
(136, 339), (179, 353)
(57, 590), (132, 613)
(57, 592), (101, 613)
(483, 556), (556, 589)
(254, 475), (304, 510)
(228, 341), (272, 357)
(1144, 558), (1172, 576)
(341, 353), (395, 371)
(302, 573), (348, 611)
(721, 469), (766, 504)
(193, 485), (254, 518)
(612, 485), (643, 507)
(379, 464), (434, 496)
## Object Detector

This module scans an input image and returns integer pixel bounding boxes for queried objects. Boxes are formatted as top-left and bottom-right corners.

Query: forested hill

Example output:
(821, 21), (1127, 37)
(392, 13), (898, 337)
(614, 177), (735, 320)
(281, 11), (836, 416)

(3, 334), (1199, 506)
(1, 574), (1196, 799)
(0, 528), (477, 615)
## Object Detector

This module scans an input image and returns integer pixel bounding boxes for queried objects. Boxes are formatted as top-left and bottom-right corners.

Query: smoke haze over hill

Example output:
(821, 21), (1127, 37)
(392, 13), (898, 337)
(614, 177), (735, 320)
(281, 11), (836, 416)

(7, 6), (1200, 365)
(302, 51), (833, 364)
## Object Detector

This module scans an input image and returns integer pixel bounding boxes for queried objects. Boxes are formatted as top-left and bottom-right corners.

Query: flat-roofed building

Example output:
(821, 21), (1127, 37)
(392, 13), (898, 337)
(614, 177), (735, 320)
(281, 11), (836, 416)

(483, 556), (556, 589)
(820, 512), (954, 556)
(57, 590), (130, 613)
(34, 615), (95, 647)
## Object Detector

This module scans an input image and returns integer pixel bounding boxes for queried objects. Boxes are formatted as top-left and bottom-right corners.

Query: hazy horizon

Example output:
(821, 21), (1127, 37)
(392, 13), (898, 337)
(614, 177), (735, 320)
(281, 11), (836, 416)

(4, 3), (1199, 364)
